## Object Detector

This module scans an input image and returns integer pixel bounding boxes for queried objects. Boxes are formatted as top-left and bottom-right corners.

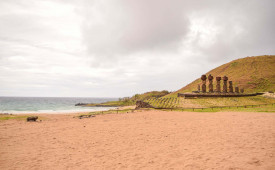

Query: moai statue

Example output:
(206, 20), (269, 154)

(229, 81), (234, 93)
(208, 74), (214, 93)
(223, 76), (228, 93)
(197, 84), (200, 92)
(201, 75), (207, 93)
(240, 88), (244, 93)
(235, 86), (239, 93)
(216, 77), (221, 93)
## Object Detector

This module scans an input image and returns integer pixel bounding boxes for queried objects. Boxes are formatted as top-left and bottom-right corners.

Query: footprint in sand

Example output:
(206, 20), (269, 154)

(247, 158), (261, 166)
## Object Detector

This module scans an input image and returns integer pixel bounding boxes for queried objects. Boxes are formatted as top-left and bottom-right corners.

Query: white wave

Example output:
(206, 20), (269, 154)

(0, 107), (118, 114)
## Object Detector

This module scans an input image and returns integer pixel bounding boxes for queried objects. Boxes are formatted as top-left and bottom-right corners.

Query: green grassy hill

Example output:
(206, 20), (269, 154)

(169, 55), (275, 97)
(84, 90), (170, 107)
(131, 90), (170, 100)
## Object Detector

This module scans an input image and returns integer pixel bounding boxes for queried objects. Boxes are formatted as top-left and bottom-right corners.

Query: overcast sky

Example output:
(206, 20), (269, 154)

(0, 0), (274, 97)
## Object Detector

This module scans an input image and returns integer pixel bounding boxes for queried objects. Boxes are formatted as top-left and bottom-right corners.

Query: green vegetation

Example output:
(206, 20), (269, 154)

(167, 55), (275, 97)
(132, 90), (170, 100)
(78, 102), (275, 118)
(247, 77), (272, 92)
(143, 96), (275, 109)
(0, 115), (44, 121)
(0, 115), (28, 121)
(161, 104), (275, 113)
(230, 62), (239, 67)
(84, 90), (170, 107)
(85, 100), (135, 107)
(144, 97), (186, 108)
(191, 96), (275, 107)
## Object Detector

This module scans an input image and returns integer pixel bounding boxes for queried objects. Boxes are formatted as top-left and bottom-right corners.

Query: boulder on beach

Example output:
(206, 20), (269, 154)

(27, 116), (38, 122)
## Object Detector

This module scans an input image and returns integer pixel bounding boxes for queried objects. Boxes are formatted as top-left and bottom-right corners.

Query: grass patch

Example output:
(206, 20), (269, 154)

(230, 62), (239, 67)
(0, 114), (46, 121)
(1, 115), (30, 121)
(85, 100), (136, 107)
(191, 96), (275, 107)
(158, 104), (275, 112)
(0, 115), (29, 121)
(144, 96), (275, 109)
(84, 90), (170, 107)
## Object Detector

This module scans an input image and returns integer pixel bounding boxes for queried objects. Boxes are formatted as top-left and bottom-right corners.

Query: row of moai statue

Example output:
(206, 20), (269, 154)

(198, 74), (244, 93)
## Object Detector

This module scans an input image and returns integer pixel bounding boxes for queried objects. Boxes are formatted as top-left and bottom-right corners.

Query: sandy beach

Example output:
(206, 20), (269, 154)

(0, 110), (274, 170)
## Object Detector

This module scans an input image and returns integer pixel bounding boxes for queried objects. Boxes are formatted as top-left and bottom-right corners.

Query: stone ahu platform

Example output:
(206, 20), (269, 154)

(178, 93), (261, 99)
(178, 74), (262, 98)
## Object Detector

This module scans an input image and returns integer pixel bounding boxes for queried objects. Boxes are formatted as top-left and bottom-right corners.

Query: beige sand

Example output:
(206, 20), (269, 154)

(0, 110), (275, 170)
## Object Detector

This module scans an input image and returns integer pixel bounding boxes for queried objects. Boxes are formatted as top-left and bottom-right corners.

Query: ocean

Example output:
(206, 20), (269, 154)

(0, 97), (118, 114)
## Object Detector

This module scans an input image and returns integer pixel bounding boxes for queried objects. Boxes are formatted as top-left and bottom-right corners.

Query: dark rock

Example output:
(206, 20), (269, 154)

(78, 115), (95, 119)
(235, 86), (239, 93)
(229, 81), (234, 93)
(202, 84), (206, 93)
(216, 77), (221, 81)
(208, 74), (214, 93)
(201, 75), (207, 93)
(216, 77), (221, 93)
(135, 101), (154, 109)
(201, 75), (207, 81)
(208, 74), (213, 80)
(197, 84), (200, 92)
(75, 103), (88, 106)
(223, 76), (228, 93)
(222, 76), (228, 81)
(27, 116), (38, 122)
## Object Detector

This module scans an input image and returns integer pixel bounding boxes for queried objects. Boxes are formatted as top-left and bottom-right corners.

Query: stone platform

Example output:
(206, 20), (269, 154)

(178, 92), (261, 99)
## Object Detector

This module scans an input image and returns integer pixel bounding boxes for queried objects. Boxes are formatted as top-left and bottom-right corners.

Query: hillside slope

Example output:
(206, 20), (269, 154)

(170, 55), (275, 96)
(84, 90), (170, 107)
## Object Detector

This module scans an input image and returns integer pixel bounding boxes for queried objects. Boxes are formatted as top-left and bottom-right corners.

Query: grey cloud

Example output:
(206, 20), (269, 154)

(188, 0), (275, 63)
(83, 0), (190, 58)
(83, 0), (275, 66)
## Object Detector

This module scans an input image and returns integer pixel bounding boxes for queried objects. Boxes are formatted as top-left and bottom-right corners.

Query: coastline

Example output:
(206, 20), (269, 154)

(0, 105), (136, 115)
(0, 96), (119, 115)
(0, 107), (118, 115)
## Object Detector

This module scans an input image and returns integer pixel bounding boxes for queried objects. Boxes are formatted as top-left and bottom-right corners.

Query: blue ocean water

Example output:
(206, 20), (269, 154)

(0, 97), (118, 114)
